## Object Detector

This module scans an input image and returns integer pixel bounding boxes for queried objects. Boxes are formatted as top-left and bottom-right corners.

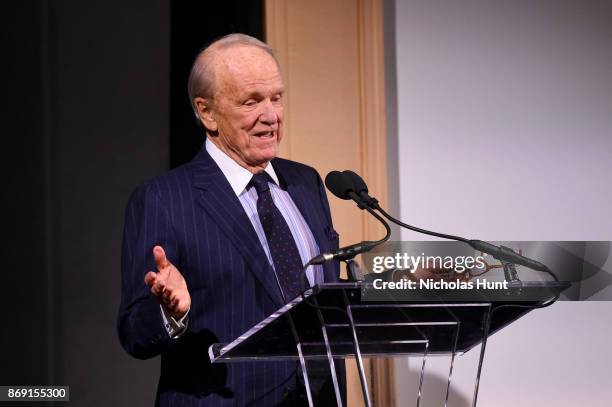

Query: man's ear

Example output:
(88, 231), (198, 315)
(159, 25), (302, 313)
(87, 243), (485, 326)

(194, 97), (217, 131)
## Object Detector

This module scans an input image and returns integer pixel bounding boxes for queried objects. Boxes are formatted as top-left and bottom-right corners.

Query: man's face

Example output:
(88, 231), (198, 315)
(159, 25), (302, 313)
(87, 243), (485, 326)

(206, 46), (284, 171)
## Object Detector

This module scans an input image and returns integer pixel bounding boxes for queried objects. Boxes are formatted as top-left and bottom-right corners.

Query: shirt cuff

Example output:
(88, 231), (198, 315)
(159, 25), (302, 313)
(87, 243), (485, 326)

(160, 305), (190, 339)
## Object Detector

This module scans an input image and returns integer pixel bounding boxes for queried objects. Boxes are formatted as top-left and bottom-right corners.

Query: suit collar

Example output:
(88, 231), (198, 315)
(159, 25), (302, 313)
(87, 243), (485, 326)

(205, 138), (280, 196)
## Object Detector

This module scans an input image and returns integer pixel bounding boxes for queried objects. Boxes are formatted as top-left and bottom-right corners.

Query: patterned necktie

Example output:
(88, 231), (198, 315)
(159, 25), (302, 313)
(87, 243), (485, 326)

(250, 172), (302, 301)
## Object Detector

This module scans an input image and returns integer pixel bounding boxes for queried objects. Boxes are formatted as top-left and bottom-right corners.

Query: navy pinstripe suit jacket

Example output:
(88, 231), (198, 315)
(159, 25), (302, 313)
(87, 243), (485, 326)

(118, 147), (341, 406)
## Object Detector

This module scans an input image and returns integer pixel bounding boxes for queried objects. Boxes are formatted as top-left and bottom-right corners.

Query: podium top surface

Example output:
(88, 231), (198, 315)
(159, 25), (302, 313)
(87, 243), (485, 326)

(209, 281), (567, 363)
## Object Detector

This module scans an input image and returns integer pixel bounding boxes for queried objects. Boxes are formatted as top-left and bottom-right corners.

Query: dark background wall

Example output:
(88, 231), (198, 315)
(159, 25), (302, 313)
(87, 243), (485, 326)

(170, 1), (264, 167)
(1, 1), (262, 405)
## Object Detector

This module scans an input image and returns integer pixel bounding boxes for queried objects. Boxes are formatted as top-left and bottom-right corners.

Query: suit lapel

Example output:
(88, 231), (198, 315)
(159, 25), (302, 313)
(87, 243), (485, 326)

(191, 148), (285, 308)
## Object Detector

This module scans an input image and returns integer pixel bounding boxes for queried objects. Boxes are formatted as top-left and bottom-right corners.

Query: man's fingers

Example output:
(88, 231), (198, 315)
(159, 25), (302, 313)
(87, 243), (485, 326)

(145, 271), (167, 298)
(162, 288), (172, 302)
(151, 279), (166, 297)
(153, 245), (171, 271)
(146, 248), (188, 309)
(144, 271), (157, 288)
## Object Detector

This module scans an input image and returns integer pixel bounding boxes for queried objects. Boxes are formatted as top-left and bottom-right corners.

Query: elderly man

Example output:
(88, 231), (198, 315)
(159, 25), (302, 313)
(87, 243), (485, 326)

(118, 34), (343, 406)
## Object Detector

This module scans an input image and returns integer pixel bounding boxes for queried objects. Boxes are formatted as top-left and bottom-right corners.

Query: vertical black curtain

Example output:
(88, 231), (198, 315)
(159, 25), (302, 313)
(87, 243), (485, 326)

(1, 0), (263, 406)
(170, 0), (264, 168)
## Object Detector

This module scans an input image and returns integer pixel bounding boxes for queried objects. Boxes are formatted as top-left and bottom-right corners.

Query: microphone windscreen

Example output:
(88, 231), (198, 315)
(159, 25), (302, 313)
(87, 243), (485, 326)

(343, 170), (368, 194)
(325, 171), (354, 200)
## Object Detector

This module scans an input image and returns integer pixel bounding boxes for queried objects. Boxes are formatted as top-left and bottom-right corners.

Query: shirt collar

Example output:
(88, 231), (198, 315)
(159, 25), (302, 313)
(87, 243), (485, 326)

(205, 138), (280, 196)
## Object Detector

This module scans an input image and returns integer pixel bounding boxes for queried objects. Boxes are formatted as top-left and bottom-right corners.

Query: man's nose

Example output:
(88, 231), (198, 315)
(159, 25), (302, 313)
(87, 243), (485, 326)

(258, 99), (279, 125)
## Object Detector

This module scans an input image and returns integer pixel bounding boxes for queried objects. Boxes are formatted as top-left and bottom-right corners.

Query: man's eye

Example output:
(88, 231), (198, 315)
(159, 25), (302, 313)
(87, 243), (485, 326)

(244, 99), (257, 106)
(272, 94), (282, 102)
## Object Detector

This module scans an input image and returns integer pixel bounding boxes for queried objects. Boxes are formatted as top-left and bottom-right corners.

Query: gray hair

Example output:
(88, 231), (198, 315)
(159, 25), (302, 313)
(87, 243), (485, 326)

(187, 33), (278, 118)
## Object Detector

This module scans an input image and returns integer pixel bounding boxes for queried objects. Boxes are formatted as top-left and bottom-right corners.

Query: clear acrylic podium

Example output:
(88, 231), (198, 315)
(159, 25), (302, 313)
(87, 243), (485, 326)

(209, 281), (568, 407)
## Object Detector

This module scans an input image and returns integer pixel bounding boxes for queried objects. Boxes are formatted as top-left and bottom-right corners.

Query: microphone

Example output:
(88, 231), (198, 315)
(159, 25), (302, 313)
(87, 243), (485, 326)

(324, 171), (354, 200)
(467, 240), (550, 273)
(342, 170), (378, 207)
(308, 241), (377, 265)
(306, 172), (391, 266)
(324, 171), (367, 208)
(341, 170), (553, 274)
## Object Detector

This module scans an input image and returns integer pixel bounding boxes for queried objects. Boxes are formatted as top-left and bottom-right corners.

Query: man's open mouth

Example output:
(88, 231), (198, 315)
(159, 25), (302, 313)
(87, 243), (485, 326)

(254, 131), (275, 138)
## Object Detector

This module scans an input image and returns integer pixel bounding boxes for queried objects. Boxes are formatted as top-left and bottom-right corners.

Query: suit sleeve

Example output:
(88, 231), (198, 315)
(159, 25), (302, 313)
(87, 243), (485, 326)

(117, 182), (182, 359)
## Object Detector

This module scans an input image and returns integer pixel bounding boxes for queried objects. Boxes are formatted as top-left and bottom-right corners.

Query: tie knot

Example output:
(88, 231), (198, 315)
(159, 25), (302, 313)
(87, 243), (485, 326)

(250, 172), (271, 194)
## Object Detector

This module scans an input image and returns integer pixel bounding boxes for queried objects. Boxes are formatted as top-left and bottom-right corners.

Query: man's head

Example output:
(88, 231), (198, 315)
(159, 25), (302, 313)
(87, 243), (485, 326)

(188, 34), (284, 173)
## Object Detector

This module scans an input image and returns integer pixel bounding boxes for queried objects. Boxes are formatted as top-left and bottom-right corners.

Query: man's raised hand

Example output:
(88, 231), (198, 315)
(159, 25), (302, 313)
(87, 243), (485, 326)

(144, 246), (191, 320)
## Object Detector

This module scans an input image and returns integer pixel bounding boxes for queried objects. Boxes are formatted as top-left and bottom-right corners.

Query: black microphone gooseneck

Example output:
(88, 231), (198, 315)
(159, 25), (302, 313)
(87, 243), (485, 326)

(341, 170), (556, 278)
(306, 171), (391, 266)
(298, 171), (392, 313)
(336, 170), (560, 407)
